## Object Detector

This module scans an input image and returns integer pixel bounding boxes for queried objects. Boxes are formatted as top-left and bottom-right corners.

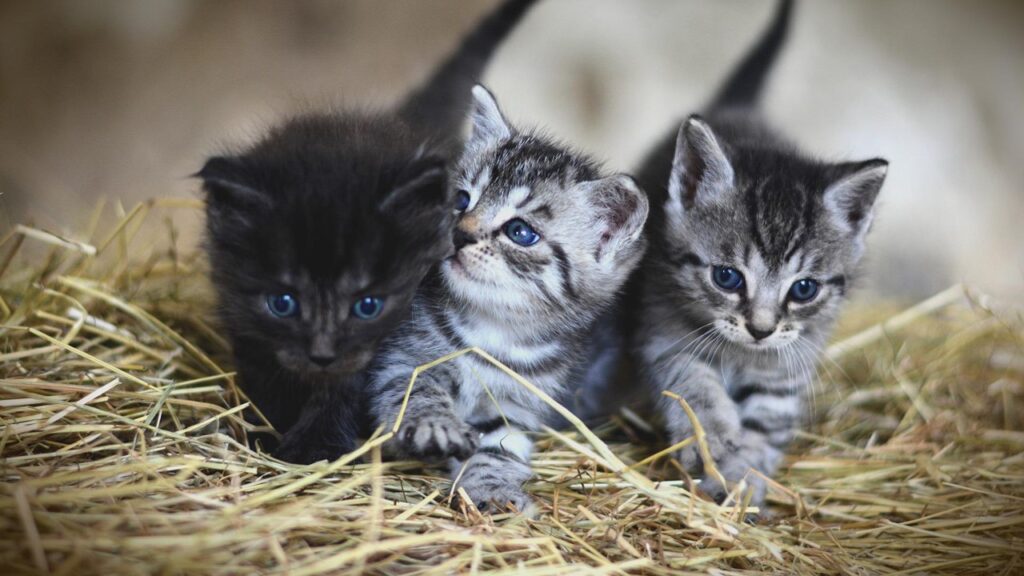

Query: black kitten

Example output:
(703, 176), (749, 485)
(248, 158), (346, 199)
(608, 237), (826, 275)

(199, 0), (538, 464)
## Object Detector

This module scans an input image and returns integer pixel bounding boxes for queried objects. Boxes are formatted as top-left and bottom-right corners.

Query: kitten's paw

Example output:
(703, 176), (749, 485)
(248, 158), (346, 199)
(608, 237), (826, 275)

(672, 432), (770, 505)
(698, 467), (767, 507)
(453, 453), (533, 514)
(673, 432), (736, 475)
(457, 482), (534, 515)
(399, 413), (478, 460)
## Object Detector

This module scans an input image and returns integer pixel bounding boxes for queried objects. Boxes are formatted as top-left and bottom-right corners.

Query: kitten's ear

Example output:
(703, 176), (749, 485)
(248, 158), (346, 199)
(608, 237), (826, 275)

(379, 155), (449, 215)
(667, 116), (735, 210)
(822, 158), (888, 238)
(195, 156), (269, 213)
(467, 84), (512, 150)
(583, 174), (650, 262)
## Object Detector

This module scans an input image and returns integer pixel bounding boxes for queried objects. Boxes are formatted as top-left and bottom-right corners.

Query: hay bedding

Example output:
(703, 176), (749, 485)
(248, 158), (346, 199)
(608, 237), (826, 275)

(1, 200), (1022, 575)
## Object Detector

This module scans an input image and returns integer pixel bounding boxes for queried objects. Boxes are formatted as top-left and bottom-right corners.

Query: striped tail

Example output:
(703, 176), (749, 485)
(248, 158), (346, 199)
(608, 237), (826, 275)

(709, 0), (795, 110)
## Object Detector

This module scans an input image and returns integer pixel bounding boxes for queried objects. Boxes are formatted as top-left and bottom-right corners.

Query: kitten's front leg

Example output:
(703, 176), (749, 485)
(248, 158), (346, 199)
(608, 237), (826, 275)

(274, 383), (359, 464)
(698, 375), (803, 502)
(659, 359), (766, 502)
(450, 424), (533, 514)
(376, 363), (478, 461)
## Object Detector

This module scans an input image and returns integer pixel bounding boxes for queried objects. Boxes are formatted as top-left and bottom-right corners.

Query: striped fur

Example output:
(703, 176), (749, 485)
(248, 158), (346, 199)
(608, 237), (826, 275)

(632, 0), (888, 504)
(370, 86), (648, 513)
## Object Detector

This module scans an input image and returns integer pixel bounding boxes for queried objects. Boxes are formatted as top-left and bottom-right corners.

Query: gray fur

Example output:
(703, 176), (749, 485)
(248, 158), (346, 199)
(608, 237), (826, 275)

(370, 85), (648, 512)
(636, 113), (885, 504)
(632, 0), (887, 505)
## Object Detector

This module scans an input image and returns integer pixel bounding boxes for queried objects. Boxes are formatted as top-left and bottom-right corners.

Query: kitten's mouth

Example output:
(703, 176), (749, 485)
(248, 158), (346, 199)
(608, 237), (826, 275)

(445, 254), (477, 281)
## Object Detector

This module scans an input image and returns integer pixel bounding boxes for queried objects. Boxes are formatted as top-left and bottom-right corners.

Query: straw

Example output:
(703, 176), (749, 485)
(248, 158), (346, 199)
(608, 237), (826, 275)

(1, 201), (1022, 575)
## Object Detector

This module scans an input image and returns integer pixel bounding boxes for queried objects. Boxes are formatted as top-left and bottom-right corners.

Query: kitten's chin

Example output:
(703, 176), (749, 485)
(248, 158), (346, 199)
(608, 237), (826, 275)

(442, 256), (481, 290)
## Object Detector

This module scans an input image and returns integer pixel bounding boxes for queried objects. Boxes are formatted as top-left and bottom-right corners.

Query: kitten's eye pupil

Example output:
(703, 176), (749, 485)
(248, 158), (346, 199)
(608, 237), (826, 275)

(503, 218), (540, 247)
(352, 296), (385, 320)
(455, 190), (471, 212)
(267, 293), (299, 318)
(712, 266), (744, 291)
(789, 279), (820, 302)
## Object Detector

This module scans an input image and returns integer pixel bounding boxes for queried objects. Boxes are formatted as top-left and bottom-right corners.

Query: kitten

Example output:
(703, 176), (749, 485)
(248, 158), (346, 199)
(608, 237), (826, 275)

(633, 0), (888, 504)
(369, 85), (648, 512)
(199, 0), (538, 464)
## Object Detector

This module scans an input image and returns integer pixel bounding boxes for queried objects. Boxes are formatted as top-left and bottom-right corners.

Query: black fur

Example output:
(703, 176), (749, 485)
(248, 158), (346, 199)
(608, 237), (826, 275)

(399, 0), (539, 143)
(199, 0), (537, 464)
(708, 0), (793, 110)
(637, 0), (795, 216)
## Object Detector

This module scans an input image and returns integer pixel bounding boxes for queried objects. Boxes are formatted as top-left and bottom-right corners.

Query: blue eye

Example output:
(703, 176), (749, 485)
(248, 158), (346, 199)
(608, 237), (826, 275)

(267, 293), (299, 318)
(712, 266), (744, 291)
(503, 218), (540, 247)
(789, 279), (820, 303)
(352, 296), (385, 320)
(455, 190), (471, 212)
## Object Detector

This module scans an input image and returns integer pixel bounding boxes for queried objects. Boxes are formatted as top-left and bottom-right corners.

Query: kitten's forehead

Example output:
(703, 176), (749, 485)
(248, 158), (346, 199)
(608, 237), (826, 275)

(684, 173), (849, 273)
(462, 133), (598, 200)
(279, 269), (372, 294)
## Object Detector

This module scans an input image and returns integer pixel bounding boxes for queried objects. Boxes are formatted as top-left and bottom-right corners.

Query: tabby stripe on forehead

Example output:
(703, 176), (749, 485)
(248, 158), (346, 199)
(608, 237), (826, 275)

(786, 186), (811, 262)
(783, 188), (814, 263)
(549, 242), (577, 300)
(746, 183), (770, 259)
(730, 382), (797, 404)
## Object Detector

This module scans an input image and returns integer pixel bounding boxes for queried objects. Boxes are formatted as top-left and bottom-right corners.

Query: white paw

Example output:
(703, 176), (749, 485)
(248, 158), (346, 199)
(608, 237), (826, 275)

(399, 412), (478, 460)
(457, 478), (533, 514)
(675, 431), (776, 507)
(453, 452), (533, 514)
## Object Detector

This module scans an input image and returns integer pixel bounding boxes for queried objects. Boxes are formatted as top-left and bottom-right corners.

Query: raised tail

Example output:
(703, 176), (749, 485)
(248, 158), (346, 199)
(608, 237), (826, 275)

(397, 0), (539, 140)
(709, 0), (795, 110)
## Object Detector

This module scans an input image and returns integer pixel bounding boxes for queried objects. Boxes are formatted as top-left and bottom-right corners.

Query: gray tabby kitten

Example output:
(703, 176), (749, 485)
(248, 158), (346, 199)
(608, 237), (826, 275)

(633, 0), (888, 504)
(370, 85), (648, 512)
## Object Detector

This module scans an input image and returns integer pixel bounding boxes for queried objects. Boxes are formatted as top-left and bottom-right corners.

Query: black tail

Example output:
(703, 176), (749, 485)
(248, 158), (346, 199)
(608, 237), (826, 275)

(397, 0), (538, 139)
(709, 0), (794, 110)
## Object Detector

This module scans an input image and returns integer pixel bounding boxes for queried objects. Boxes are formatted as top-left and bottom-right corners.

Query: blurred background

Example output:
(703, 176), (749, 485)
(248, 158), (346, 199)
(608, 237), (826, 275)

(1, 0), (1021, 299)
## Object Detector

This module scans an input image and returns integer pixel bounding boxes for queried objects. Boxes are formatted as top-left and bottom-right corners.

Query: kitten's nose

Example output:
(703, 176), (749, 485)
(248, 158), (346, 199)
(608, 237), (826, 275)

(453, 228), (478, 251)
(308, 354), (335, 367)
(746, 325), (776, 341)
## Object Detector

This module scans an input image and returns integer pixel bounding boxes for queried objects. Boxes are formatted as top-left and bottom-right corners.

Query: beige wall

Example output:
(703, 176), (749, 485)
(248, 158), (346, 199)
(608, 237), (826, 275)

(1, 0), (1021, 298)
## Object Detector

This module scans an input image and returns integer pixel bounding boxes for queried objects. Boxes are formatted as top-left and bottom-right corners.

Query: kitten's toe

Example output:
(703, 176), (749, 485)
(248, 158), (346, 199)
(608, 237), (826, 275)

(400, 414), (477, 460)
(674, 444), (703, 473)
(456, 481), (533, 515)
(699, 460), (768, 507)
(452, 450), (533, 515)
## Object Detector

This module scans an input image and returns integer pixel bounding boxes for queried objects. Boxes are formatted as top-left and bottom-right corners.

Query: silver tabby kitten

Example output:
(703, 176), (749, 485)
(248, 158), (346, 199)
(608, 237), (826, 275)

(370, 85), (648, 512)
(634, 0), (888, 504)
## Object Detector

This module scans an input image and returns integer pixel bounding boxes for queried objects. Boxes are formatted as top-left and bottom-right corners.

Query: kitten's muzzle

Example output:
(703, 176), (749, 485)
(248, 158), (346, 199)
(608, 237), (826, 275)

(453, 228), (479, 251)
(746, 325), (776, 341)
(308, 353), (336, 368)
